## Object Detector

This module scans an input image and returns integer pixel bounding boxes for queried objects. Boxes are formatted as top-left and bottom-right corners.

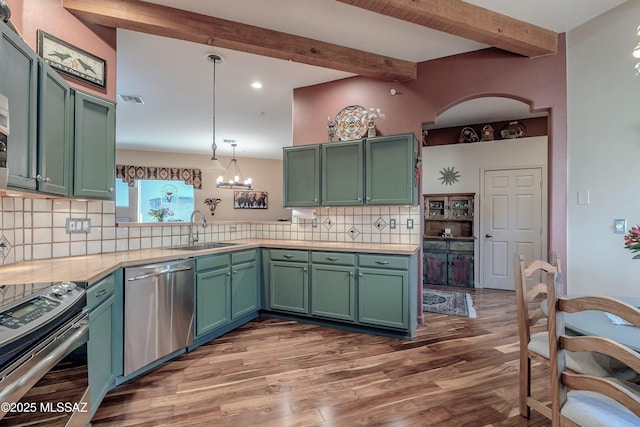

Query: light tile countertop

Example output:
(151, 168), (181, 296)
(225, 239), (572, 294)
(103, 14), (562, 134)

(0, 239), (419, 286)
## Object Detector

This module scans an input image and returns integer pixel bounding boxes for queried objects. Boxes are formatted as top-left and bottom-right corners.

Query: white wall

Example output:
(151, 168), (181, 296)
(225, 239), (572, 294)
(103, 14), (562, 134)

(566, 0), (640, 295)
(422, 136), (547, 286)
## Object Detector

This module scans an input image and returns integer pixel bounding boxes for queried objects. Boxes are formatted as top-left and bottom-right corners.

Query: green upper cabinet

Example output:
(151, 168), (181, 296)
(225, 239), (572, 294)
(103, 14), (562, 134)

(283, 145), (320, 207)
(0, 21), (37, 190)
(38, 60), (72, 196)
(365, 133), (417, 205)
(73, 90), (116, 200)
(283, 133), (418, 208)
(322, 140), (363, 206)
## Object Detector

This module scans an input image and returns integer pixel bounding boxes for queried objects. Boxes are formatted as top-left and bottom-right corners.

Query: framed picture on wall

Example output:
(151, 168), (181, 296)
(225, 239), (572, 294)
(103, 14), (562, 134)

(234, 191), (268, 209)
(37, 30), (107, 89)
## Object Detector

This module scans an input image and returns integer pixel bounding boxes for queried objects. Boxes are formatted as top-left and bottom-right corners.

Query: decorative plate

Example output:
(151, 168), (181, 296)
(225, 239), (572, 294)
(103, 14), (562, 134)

(334, 105), (367, 141)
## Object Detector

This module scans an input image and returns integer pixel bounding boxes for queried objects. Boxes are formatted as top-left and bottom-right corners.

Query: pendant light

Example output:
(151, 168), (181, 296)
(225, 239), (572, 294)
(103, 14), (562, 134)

(216, 142), (252, 189)
(205, 53), (226, 174)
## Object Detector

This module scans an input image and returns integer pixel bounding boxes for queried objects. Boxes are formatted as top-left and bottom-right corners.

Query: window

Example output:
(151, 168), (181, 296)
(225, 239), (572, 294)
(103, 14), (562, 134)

(115, 179), (195, 223)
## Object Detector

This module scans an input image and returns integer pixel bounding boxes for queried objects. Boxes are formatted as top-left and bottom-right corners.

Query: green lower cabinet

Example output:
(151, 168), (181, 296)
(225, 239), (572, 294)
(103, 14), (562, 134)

(311, 264), (355, 321)
(195, 267), (231, 337)
(87, 271), (122, 417)
(270, 261), (309, 314)
(357, 267), (409, 330)
(231, 259), (258, 319)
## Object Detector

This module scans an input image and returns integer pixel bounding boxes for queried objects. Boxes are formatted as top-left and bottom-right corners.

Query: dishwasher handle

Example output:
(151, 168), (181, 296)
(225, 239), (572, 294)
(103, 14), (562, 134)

(127, 265), (193, 281)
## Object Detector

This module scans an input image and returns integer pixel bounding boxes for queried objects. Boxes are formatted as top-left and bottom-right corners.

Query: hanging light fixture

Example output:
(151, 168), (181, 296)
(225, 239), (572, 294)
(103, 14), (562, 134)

(216, 142), (252, 189)
(205, 53), (226, 174)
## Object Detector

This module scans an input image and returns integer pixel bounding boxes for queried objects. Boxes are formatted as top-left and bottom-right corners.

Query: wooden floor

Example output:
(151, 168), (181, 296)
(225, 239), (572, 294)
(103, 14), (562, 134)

(92, 288), (552, 426)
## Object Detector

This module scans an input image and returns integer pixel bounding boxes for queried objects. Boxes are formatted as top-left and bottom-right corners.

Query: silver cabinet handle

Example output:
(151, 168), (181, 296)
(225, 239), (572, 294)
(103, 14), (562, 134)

(326, 257), (338, 261)
(95, 289), (107, 298)
(226, 272), (231, 277)
(108, 187), (115, 193)
(303, 267), (307, 272)
(375, 260), (389, 265)
(233, 270), (237, 274)
(283, 254), (294, 259)
(127, 265), (193, 281)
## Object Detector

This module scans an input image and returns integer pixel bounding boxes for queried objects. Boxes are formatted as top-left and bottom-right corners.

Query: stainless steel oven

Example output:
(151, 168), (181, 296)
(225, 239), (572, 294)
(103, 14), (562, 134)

(0, 281), (90, 426)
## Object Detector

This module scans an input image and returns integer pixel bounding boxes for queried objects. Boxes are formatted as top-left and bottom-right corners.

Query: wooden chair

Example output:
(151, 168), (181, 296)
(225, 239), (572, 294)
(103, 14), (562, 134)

(514, 253), (636, 420)
(548, 287), (640, 426)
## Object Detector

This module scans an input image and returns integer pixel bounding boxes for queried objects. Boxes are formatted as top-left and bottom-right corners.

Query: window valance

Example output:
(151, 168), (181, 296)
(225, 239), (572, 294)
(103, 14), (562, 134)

(116, 165), (202, 190)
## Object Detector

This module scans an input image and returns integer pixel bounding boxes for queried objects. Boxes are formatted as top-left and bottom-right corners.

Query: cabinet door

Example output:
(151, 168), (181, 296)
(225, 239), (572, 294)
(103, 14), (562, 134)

(425, 196), (446, 219)
(365, 134), (416, 205)
(448, 196), (473, 220)
(38, 60), (71, 196)
(195, 267), (231, 337)
(311, 264), (355, 321)
(231, 260), (258, 319)
(88, 293), (116, 416)
(269, 261), (309, 314)
(0, 22), (37, 190)
(358, 267), (409, 330)
(283, 145), (320, 207)
(73, 91), (116, 199)
(424, 251), (448, 285)
(322, 141), (363, 206)
(447, 253), (474, 287)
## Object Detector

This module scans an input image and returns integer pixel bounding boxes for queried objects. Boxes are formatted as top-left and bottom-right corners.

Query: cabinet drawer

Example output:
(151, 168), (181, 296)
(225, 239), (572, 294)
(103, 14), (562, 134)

(448, 241), (474, 252)
(196, 253), (230, 272)
(311, 251), (355, 266)
(86, 274), (115, 311)
(270, 249), (309, 262)
(358, 254), (408, 270)
(231, 249), (257, 265)
(423, 240), (446, 251)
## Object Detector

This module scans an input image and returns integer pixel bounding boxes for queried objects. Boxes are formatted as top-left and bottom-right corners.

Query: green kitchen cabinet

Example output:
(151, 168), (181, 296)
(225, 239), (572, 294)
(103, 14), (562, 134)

(283, 145), (321, 207)
(311, 252), (356, 321)
(195, 249), (258, 338)
(195, 253), (231, 337)
(87, 270), (123, 417)
(73, 90), (116, 200)
(269, 249), (309, 314)
(230, 250), (259, 319)
(37, 60), (72, 196)
(357, 254), (411, 330)
(321, 140), (363, 206)
(0, 20), (38, 190)
(365, 133), (417, 205)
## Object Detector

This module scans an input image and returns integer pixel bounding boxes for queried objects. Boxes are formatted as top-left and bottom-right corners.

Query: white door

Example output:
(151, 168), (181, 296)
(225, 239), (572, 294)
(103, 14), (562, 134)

(481, 168), (544, 290)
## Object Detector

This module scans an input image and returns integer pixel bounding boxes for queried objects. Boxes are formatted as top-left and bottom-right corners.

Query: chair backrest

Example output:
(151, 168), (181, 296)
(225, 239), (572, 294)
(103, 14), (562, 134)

(548, 283), (640, 426)
(513, 253), (559, 346)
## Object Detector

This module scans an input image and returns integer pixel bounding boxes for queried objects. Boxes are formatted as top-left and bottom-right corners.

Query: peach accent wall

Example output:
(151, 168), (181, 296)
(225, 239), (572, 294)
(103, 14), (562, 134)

(5, 0), (116, 101)
(293, 37), (568, 276)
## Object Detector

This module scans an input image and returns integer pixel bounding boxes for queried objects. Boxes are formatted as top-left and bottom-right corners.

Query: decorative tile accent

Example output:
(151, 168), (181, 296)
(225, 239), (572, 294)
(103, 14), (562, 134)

(322, 217), (335, 230)
(0, 235), (10, 260)
(347, 226), (360, 240)
(373, 217), (387, 231)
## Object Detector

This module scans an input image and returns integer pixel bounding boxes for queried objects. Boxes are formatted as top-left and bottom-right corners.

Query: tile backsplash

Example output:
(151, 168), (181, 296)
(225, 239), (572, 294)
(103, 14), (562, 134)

(0, 196), (420, 266)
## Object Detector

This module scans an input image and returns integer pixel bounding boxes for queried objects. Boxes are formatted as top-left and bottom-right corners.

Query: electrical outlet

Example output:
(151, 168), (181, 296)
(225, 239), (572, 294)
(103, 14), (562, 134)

(312, 218), (318, 228)
(389, 219), (396, 229)
(406, 219), (414, 229)
(66, 218), (91, 234)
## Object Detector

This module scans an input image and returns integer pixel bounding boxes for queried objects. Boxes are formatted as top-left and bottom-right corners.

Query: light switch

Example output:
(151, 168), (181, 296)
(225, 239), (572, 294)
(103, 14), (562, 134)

(406, 219), (414, 229)
(577, 190), (590, 205)
(390, 219), (396, 229)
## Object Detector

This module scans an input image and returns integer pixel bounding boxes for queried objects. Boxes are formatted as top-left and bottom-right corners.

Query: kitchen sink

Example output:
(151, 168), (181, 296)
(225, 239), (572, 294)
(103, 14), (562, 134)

(168, 242), (239, 251)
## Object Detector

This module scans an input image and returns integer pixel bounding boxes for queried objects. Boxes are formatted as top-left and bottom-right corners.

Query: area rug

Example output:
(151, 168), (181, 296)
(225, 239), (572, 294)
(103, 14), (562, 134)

(423, 288), (477, 318)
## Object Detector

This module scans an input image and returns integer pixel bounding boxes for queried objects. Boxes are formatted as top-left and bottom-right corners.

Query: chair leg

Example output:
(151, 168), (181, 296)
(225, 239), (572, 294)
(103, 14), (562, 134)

(519, 355), (532, 418)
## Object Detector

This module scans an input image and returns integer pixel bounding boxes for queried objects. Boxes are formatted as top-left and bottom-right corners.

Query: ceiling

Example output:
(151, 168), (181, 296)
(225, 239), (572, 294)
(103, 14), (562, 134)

(114, 0), (627, 159)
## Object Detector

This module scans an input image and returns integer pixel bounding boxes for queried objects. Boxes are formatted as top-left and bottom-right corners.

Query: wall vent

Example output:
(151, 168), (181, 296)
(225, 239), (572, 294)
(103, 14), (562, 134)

(118, 94), (144, 104)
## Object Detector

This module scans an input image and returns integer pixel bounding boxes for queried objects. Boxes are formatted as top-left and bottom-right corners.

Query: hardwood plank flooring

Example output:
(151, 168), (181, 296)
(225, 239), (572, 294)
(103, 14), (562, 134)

(92, 288), (552, 426)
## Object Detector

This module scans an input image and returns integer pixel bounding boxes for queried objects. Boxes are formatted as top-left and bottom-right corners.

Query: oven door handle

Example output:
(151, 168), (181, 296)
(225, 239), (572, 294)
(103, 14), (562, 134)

(0, 316), (89, 413)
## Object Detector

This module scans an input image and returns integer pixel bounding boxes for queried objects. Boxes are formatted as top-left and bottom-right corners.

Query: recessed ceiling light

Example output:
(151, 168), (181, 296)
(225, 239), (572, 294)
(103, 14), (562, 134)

(250, 81), (263, 89)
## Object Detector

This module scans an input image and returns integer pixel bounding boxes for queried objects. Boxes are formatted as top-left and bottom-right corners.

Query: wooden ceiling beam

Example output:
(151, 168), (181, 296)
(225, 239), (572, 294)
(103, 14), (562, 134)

(336, 0), (558, 57)
(62, 0), (417, 81)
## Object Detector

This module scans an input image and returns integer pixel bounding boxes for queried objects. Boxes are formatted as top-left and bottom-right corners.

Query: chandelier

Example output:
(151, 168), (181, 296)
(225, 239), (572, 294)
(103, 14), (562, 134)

(216, 142), (252, 189)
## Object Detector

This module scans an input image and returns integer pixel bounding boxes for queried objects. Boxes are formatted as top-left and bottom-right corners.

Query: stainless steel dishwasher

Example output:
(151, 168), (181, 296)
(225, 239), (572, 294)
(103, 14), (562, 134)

(124, 258), (194, 376)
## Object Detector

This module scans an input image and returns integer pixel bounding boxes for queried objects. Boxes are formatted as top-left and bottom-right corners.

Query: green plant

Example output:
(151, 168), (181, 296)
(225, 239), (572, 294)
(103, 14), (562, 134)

(624, 225), (640, 259)
(148, 207), (174, 222)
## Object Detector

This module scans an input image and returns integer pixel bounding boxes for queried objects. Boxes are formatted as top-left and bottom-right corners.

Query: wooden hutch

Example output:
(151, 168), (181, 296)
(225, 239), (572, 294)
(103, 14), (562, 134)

(423, 193), (475, 288)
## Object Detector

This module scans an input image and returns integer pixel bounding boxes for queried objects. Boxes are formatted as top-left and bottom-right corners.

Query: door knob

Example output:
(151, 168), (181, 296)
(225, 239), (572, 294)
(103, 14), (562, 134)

(485, 234), (493, 238)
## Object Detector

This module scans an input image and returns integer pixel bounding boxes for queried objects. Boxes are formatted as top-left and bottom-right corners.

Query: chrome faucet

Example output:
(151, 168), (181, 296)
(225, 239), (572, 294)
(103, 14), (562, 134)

(189, 210), (207, 244)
